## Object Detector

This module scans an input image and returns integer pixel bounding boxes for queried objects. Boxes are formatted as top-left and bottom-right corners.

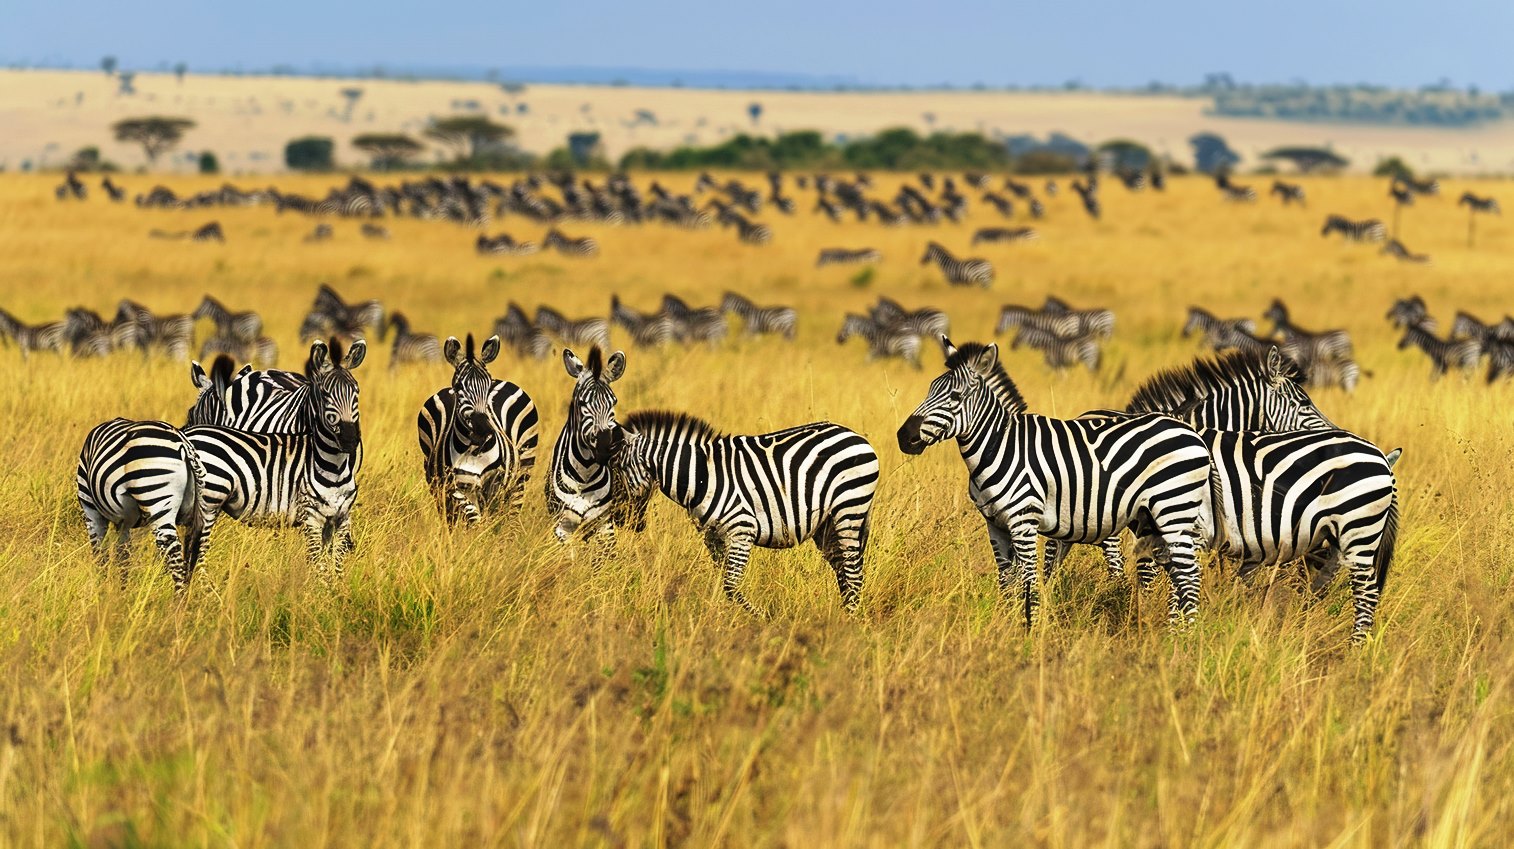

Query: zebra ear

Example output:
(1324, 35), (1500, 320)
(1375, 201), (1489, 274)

(480, 335), (501, 365)
(563, 348), (584, 378)
(308, 340), (331, 374)
(342, 340), (367, 369)
(444, 336), (464, 367)
(1265, 347), (1286, 383)
(190, 360), (210, 389)
(939, 335), (957, 358)
(969, 343), (1000, 374)
(605, 351), (626, 383)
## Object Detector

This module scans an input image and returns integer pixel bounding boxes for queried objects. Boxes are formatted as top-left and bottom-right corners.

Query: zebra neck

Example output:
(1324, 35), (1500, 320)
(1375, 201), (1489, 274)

(958, 400), (1013, 458)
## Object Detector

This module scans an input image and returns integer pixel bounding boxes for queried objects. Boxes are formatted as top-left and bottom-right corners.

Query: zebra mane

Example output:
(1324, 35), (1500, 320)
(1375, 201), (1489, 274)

(210, 355), (235, 388)
(945, 342), (1027, 414)
(1126, 350), (1296, 414)
(622, 409), (722, 441)
(586, 347), (603, 377)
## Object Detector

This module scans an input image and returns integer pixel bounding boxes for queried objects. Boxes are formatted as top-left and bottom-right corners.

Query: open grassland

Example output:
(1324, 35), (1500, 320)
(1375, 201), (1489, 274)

(9, 69), (1514, 174)
(1, 173), (1512, 847)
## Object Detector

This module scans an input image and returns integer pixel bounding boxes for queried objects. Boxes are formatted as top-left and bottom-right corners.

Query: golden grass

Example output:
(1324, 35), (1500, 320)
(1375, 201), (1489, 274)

(0, 172), (1511, 847)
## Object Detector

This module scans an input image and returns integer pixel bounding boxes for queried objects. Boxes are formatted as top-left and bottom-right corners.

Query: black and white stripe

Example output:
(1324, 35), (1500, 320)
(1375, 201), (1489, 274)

(721, 292), (797, 340)
(1398, 321), (1481, 379)
(919, 241), (994, 287)
(384, 312), (443, 367)
(1321, 215), (1387, 242)
(815, 247), (880, 266)
(547, 348), (650, 543)
(1270, 180), (1306, 206)
(1458, 192), (1501, 215)
(534, 306), (610, 350)
(542, 228), (600, 257)
(836, 314), (921, 366)
(193, 295), (263, 343)
(971, 227), (1038, 246)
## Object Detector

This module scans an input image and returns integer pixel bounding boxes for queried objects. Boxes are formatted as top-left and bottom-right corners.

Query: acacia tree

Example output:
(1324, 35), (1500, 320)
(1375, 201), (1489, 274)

(352, 133), (423, 170)
(101, 56), (117, 76)
(112, 116), (195, 164)
(423, 115), (514, 163)
(173, 62), (187, 83)
(1260, 146), (1350, 173)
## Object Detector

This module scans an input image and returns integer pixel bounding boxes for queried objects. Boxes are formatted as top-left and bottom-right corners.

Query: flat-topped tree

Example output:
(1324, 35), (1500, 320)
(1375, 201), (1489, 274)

(351, 132), (422, 170)
(112, 116), (195, 164)
(423, 115), (514, 164)
(1260, 146), (1350, 174)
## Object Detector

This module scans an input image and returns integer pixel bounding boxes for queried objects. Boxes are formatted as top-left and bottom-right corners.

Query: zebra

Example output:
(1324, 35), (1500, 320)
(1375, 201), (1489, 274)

(200, 334), (278, 369)
(971, 227), (1038, 246)
(360, 223), (391, 240)
(1038, 297), (1116, 339)
(417, 334), (540, 524)
(1182, 307), (1258, 349)
(76, 418), (207, 590)
(1009, 324), (1101, 372)
(542, 228), (599, 257)
(1458, 192), (1501, 215)
(814, 197), (843, 222)
(1263, 299), (1354, 362)
(148, 221), (225, 243)
(534, 306), (611, 350)
(659, 294), (728, 346)
(182, 340), (367, 578)
(816, 248), (880, 267)
(115, 300), (193, 360)
(1028, 198), (1045, 219)
(0, 309), (66, 358)
(384, 312), (443, 367)
(1220, 183), (1258, 203)
(610, 295), (677, 348)
(721, 215), (773, 246)
(56, 170), (86, 200)
(304, 224), (334, 243)
(1270, 180), (1307, 206)
(101, 176), (126, 202)
(920, 242), (994, 287)
(1321, 215), (1387, 243)
(1386, 295), (1429, 329)
(1389, 182), (1414, 207)
(1450, 311), (1514, 346)
(720, 292), (797, 340)
(546, 347), (651, 544)
(897, 338), (1215, 627)
(870, 297), (949, 339)
(1070, 180), (1100, 218)
(493, 303), (553, 360)
(476, 233), (540, 255)
(1398, 321), (1481, 379)
(836, 314), (921, 367)
(1486, 338), (1514, 383)
(980, 193), (1014, 218)
(193, 295), (263, 343)
(1382, 239), (1430, 263)
(1401, 177), (1441, 197)
(995, 305), (1080, 339)
(563, 409), (879, 614)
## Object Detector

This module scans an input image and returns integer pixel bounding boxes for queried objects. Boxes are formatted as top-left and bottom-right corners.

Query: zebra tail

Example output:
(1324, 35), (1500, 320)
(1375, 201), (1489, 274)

(1202, 462), (1225, 554)
(1374, 492), (1399, 596)
(181, 441), (208, 566)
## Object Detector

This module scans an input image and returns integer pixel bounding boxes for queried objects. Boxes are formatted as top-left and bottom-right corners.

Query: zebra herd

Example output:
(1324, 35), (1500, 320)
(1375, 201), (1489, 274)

(1184, 301), (1362, 392)
(1388, 295), (1514, 382)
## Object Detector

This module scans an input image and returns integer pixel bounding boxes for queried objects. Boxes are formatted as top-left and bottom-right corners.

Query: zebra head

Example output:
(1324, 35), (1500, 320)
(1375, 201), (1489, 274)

(898, 336), (1024, 455)
(306, 338), (366, 452)
(185, 355), (250, 426)
(1258, 348), (1335, 429)
(554, 420), (657, 540)
(836, 314), (871, 344)
(918, 242), (943, 265)
(563, 347), (627, 462)
(444, 334), (501, 446)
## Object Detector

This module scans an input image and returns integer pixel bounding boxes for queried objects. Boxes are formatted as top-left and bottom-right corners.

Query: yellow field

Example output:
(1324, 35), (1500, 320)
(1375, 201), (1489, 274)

(1, 172), (1512, 847)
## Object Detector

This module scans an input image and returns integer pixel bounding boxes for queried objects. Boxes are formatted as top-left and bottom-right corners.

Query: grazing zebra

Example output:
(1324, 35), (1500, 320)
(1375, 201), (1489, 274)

(897, 338), (1214, 626)
(1182, 307), (1258, 348)
(980, 193), (1014, 218)
(1398, 321), (1481, 379)
(1027, 198), (1045, 218)
(1458, 192), (1501, 214)
(1321, 215), (1387, 243)
(417, 334), (540, 524)
(659, 294), (728, 346)
(115, 300), (193, 360)
(920, 241), (994, 287)
(0, 309), (66, 358)
(1485, 338), (1514, 383)
(837, 314), (921, 367)
(1382, 239), (1430, 263)
(971, 227), (1038, 246)
(200, 334), (278, 368)
(1010, 324), (1101, 372)
(534, 306), (611, 350)
(1401, 177), (1440, 197)
(720, 215), (773, 246)
(476, 233), (539, 255)
(304, 224), (334, 243)
(193, 295), (263, 343)
(101, 176), (126, 202)
(1389, 182), (1414, 207)
(149, 221), (225, 243)
(565, 410), (879, 614)
(1386, 295), (1429, 329)
(542, 228), (600, 257)
(1039, 296), (1116, 338)
(815, 247), (880, 267)
(360, 223), (391, 240)
(1070, 180), (1100, 219)
(1270, 180), (1307, 206)
(182, 340), (367, 578)
(610, 295), (677, 348)
(384, 312), (443, 367)
(546, 348), (650, 543)
(76, 418), (206, 590)
(1220, 183), (1257, 202)
(870, 297), (949, 338)
(493, 303), (553, 360)
(721, 292), (797, 340)
(1263, 299), (1354, 362)
(814, 197), (843, 222)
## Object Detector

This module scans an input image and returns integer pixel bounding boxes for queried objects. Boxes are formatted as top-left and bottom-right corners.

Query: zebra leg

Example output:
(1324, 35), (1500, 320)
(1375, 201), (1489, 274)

(331, 514), (354, 579)
(1011, 524), (1042, 628)
(301, 511), (330, 581)
(817, 520), (865, 613)
(1042, 539), (1066, 580)
(449, 489), (482, 526)
(151, 523), (190, 593)
(984, 520), (1016, 600)
(81, 504), (110, 566)
(1099, 534), (1125, 579)
(716, 529), (761, 616)
(114, 523), (132, 585)
(1132, 533), (1164, 589)
(1158, 531), (1201, 626)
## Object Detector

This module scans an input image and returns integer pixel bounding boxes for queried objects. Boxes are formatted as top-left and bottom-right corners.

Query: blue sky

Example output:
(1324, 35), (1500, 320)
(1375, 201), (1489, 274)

(4, 0), (1511, 89)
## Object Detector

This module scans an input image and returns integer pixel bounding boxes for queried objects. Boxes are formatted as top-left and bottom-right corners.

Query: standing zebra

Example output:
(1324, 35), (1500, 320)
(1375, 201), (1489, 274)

(417, 335), (539, 524)
(720, 292), (797, 340)
(1381, 239), (1430, 264)
(837, 314), (922, 367)
(193, 295), (263, 343)
(385, 312), (443, 367)
(1398, 321), (1482, 379)
(0, 309), (66, 358)
(182, 340), (367, 578)
(1321, 215), (1387, 242)
(920, 241), (994, 287)
(76, 418), (206, 590)
(720, 214), (773, 246)
(659, 294), (728, 346)
(610, 295), (677, 348)
(534, 306), (611, 350)
(1263, 299), (1355, 362)
(1457, 192), (1500, 215)
(1270, 180), (1306, 206)
(546, 348), (650, 543)
(815, 247), (880, 266)
(1009, 325), (1102, 372)
(971, 227), (1038, 246)
(1182, 307), (1258, 349)
(897, 338), (1215, 627)
(871, 297), (949, 339)
(543, 228), (600, 257)
(564, 410), (879, 614)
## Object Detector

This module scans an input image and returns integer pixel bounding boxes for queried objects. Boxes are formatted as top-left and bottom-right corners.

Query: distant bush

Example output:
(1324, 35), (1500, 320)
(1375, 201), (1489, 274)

(1259, 146), (1349, 173)
(285, 136), (335, 172)
(198, 151), (219, 174)
(616, 127), (1014, 172)
(1012, 150), (1081, 174)
(1373, 156), (1414, 179)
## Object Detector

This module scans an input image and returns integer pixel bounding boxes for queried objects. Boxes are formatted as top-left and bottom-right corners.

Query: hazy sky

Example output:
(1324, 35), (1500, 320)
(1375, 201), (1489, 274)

(4, 1), (1511, 89)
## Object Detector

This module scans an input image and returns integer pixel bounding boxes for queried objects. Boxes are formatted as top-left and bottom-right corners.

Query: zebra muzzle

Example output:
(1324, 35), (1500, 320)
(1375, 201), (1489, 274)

(897, 417), (928, 455)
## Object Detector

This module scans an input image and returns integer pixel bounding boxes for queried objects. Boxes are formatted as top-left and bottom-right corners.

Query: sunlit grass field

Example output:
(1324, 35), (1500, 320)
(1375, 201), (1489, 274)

(0, 171), (1511, 847)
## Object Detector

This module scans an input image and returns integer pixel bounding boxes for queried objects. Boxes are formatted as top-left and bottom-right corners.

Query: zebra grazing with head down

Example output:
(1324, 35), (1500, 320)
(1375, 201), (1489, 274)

(1401, 177), (1440, 197)
(476, 233), (539, 255)
(547, 348), (650, 544)
(1070, 180), (1100, 219)
(182, 340), (367, 578)
(76, 418), (207, 590)
(193, 295), (263, 343)
(200, 334), (278, 368)
(920, 241), (994, 287)
(1458, 192), (1500, 215)
(980, 193), (1014, 217)
(718, 212), (773, 245)
(1382, 239), (1430, 263)
(1182, 306), (1258, 349)
(1010, 324), (1101, 372)
(566, 409), (879, 614)
(0, 309), (66, 358)
(1220, 183), (1257, 203)
(721, 292), (797, 340)
(1386, 295), (1429, 329)
(1270, 180), (1306, 206)
(1398, 321), (1482, 379)
(897, 338), (1215, 627)
(1321, 215), (1387, 242)
(115, 300), (193, 360)
(534, 305), (611, 350)
(971, 227), (1038, 246)
(417, 334), (539, 524)
(384, 312), (443, 367)
(869, 297), (949, 339)
(493, 303), (553, 360)
(543, 228), (599, 257)
(360, 222), (391, 240)
(816, 247), (880, 267)
(610, 295), (677, 348)
(659, 294), (728, 346)
(101, 176), (126, 202)
(837, 314), (922, 367)
(1263, 299), (1354, 362)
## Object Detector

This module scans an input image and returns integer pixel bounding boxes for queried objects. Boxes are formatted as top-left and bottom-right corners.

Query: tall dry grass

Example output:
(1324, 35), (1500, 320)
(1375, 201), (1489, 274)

(0, 172), (1511, 847)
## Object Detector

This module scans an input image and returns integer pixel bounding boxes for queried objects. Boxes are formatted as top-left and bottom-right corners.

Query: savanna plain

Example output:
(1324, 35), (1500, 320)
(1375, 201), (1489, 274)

(0, 172), (1511, 847)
